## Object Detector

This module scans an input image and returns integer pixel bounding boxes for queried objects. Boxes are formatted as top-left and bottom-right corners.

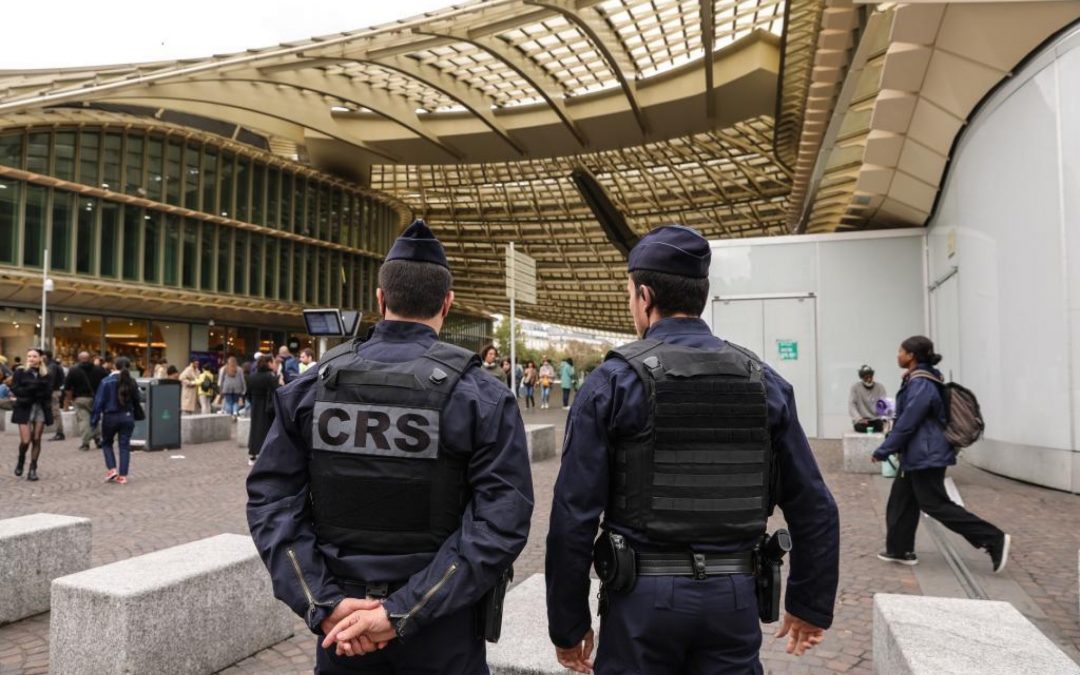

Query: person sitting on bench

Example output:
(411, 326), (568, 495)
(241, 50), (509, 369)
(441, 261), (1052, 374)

(850, 365), (887, 433)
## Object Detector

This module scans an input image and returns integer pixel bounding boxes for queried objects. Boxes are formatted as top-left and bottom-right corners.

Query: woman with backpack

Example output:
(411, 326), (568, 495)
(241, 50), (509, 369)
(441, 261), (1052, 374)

(91, 356), (142, 484)
(194, 363), (216, 414)
(872, 336), (1010, 573)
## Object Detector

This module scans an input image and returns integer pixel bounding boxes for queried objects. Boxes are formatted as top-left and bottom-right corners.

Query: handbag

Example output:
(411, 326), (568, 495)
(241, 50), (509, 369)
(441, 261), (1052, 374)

(132, 397), (146, 421)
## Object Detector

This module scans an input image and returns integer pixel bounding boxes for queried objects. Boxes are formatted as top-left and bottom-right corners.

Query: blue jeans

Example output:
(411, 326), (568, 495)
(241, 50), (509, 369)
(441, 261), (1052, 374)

(541, 386), (551, 405)
(223, 393), (241, 415)
(101, 412), (135, 476)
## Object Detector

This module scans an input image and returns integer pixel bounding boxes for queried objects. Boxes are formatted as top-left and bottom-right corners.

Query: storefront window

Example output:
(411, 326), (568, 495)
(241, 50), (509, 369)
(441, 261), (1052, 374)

(53, 313), (103, 363)
(0, 308), (43, 365)
(105, 318), (149, 373)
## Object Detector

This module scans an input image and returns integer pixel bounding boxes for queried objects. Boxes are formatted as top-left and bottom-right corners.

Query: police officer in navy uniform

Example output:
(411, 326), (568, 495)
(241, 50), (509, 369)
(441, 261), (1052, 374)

(247, 220), (534, 674)
(545, 225), (840, 674)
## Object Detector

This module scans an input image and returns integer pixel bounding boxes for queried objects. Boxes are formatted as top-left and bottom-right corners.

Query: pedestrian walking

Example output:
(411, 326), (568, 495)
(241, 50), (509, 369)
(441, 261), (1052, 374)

(179, 359), (200, 414)
(545, 225), (840, 673)
(11, 348), (53, 481)
(195, 363), (215, 414)
(218, 356), (247, 417)
(247, 220), (533, 672)
(539, 357), (555, 409)
(278, 346), (300, 383)
(523, 360), (537, 410)
(63, 351), (108, 451)
(44, 350), (66, 441)
(244, 355), (278, 466)
(91, 357), (141, 485)
(559, 357), (574, 409)
(873, 336), (1011, 572)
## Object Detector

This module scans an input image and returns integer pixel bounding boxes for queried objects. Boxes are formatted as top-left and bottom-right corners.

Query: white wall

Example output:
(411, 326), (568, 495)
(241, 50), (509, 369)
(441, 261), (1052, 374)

(927, 23), (1080, 492)
(705, 230), (926, 439)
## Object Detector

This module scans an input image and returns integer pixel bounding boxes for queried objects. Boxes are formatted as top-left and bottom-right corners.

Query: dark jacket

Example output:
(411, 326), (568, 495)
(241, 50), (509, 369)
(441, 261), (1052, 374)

(245, 368), (279, 456)
(48, 361), (65, 392)
(872, 365), (954, 471)
(91, 373), (142, 427)
(10, 367), (54, 425)
(64, 362), (109, 399)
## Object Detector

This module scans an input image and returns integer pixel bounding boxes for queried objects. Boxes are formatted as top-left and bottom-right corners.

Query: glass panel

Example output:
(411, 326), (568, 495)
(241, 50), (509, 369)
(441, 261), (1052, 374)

(292, 243), (304, 302)
(55, 132), (76, 181)
(51, 191), (74, 272)
(182, 218), (198, 289)
(236, 157), (250, 222)
(54, 314), (104, 362)
(304, 179), (317, 238)
(200, 222), (214, 291)
(184, 142), (200, 210)
(219, 152), (234, 218)
(317, 183), (329, 240)
(278, 240), (291, 301)
(76, 197), (97, 274)
(124, 134), (144, 196)
(23, 184), (48, 267)
(100, 201), (119, 277)
(147, 136), (165, 202)
(233, 230), (247, 295)
(217, 227), (231, 293)
(306, 245), (318, 304)
(164, 215), (180, 286)
(27, 132), (50, 175)
(252, 162), (265, 226)
(293, 175), (305, 235)
(0, 179), (19, 264)
(0, 132), (22, 169)
(165, 139), (182, 206)
(249, 234), (263, 297)
(281, 172), (293, 232)
(264, 237), (278, 298)
(143, 210), (161, 283)
(320, 249), (331, 305)
(78, 132), (100, 187)
(330, 252), (341, 307)
(122, 205), (142, 281)
(201, 147), (218, 215)
(105, 317), (149, 370)
(102, 133), (122, 191)
(267, 167), (280, 228)
(330, 188), (342, 244)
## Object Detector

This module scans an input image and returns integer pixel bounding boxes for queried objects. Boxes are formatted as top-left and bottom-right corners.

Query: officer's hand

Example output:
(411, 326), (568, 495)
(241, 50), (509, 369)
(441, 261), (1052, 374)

(555, 629), (594, 674)
(323, 607), (397, 655)
(774, 613), (825, 656)
(871, 454), (881, 463)
(320, 598), (383, 637)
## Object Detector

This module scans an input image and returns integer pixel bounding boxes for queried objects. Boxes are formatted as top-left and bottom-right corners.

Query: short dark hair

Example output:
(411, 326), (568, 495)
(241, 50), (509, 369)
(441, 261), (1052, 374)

(630, 269), (710, 317)
(300, 347), (315, 358)
(378, 260), (453, 319)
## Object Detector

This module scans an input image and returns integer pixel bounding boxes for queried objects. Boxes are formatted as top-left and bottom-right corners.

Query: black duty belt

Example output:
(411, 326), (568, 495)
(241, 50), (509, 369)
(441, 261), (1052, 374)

(637, 551), (754, 579)
(341, 579), (407, 599)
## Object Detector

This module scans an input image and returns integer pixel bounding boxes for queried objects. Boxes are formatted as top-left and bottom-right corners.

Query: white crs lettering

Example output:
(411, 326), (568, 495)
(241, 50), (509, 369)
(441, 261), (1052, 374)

(312, 401), (440, 459)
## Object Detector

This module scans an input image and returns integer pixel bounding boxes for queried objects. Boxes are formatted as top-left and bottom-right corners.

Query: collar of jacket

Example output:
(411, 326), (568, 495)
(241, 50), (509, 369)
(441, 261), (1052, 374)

(370, 319), (438, 343)
(643, 316), (711, 340)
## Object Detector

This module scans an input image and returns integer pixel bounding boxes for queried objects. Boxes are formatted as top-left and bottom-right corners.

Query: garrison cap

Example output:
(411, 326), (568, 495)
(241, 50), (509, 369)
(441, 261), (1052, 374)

(627, 224), (711, 279)
(385, 219), (449, 269)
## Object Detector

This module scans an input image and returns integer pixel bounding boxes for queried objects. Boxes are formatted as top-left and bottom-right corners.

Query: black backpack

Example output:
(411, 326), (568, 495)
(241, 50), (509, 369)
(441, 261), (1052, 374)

(909, 372), (985, 448)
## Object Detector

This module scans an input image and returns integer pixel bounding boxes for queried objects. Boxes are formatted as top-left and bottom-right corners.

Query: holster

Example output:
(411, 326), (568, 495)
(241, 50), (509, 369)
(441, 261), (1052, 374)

(753, 529), (791, 623)
(593, 531), (637, 600)
(476, 566), (513, 643)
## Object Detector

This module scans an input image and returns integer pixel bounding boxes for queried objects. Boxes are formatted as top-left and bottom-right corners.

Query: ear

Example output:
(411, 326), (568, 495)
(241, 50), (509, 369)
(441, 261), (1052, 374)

(441, 290), (455, 318)
(376, 288), (387, 317)
(637, 285), (653, 311)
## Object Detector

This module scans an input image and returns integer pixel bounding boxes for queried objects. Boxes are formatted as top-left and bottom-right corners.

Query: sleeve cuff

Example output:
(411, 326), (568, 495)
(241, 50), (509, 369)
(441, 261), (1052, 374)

(784, 596), (833, 630)
(549, 618), (592, 649)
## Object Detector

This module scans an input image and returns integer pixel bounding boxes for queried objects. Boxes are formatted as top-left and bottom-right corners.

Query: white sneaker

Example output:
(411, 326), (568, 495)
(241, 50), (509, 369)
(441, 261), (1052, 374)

(248, 457), (256, 466)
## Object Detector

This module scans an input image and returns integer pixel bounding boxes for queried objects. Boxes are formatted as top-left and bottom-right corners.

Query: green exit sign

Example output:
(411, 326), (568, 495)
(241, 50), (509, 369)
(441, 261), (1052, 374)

(777, 340), (798, 361)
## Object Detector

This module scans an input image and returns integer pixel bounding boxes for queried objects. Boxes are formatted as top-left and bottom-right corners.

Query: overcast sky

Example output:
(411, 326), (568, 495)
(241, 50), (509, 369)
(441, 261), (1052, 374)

(3, 0), (454, 70)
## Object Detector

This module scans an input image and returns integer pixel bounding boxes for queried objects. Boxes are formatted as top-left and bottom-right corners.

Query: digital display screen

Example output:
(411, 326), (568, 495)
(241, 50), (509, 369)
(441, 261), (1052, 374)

(303, 309), (345, 336)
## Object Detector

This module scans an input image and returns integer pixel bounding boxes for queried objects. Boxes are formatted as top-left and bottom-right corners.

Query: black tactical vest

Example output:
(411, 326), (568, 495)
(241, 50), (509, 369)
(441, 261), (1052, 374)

(308, 340), (478, 555)
(606, 339), (772, 544)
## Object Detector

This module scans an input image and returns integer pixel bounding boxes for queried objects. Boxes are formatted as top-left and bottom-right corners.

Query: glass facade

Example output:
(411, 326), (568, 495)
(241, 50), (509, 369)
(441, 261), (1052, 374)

(0, 126), (398, 312)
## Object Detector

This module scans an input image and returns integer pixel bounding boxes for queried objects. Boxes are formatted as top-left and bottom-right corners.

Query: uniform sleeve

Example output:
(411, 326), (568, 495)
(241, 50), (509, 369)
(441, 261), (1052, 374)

(381, 377), (534, 639)
(873, 381), (932, 460)
(544, 371), (615, 648)
(766, 369), (840, 630)
(246, 379), (346, 634)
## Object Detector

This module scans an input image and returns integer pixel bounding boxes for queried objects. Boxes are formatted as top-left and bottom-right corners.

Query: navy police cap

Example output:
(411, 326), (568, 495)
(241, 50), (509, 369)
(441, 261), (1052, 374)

(627, 224), (711, 279)
(385, 219), (449, 269)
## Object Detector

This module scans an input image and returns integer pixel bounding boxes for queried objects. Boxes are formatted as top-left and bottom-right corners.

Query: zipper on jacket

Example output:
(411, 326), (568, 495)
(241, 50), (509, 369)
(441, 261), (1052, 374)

(392, 562), (458, 635)
(287, 548), (338, 624)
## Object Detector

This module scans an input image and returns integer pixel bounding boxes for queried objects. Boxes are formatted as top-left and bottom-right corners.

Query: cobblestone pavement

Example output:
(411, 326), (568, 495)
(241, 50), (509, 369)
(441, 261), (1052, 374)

(1, 408), (1078, 673)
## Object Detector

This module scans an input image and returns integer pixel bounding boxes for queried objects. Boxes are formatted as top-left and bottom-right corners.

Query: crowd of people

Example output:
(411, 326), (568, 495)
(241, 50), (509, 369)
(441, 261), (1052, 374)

(0, 343), (319, 480)
(478, 344), (582, 410)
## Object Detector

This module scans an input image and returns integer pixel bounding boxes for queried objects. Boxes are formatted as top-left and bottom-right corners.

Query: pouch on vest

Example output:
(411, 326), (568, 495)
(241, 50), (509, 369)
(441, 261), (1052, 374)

(309, 342), (477, 555)
(605, 339), (773, 545)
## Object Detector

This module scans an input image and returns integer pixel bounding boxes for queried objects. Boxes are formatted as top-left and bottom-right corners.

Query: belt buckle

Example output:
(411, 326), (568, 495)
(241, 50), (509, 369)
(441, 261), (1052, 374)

(692, 553), (708, 580)
(366, 582), (389, 599)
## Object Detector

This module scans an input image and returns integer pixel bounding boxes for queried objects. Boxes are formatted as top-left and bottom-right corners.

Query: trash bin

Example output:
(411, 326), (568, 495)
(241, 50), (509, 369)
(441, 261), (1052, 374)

(132, 378), (181, 450)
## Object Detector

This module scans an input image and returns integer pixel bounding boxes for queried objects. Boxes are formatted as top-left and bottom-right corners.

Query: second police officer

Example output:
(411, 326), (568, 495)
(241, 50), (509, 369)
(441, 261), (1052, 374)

(247, 220), (535, 674)
(545, 225), (841, 673)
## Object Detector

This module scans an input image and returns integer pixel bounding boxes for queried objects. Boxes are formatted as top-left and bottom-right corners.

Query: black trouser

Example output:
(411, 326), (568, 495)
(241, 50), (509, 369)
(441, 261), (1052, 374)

(854, 419), (885, 433)
(885, 466), (1003, 554)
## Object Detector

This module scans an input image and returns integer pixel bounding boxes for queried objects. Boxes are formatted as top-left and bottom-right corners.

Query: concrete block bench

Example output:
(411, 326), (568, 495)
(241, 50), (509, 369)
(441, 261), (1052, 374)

(236, 416), (250, 447)
(524, 424), (556, 462)
(843, 432), (884, 474)
(180, 413), (231, 445)
(0, 513), (91, 624)
(873, 594), (1080, 674)
(50, 533), (293, 675)
(488, 574), (598, 674)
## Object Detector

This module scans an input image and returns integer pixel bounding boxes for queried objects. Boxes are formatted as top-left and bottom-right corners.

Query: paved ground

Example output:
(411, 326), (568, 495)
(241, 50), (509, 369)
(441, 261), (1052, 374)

(1, 406), (1079, 673)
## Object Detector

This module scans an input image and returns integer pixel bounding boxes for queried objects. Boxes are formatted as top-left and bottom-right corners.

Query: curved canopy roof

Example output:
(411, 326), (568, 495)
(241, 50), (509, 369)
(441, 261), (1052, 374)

(2, 1), (1076, 331)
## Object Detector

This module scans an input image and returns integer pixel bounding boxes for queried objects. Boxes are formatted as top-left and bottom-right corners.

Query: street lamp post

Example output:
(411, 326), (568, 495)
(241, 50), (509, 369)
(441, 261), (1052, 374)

(40, 249), (54, 350)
